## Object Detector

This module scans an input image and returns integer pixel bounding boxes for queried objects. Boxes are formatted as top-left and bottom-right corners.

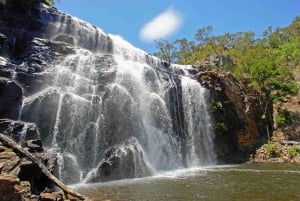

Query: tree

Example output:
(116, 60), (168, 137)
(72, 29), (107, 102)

(194, 25), (213, 45)
(233, 31), (255, 53)
(173, 38), (194, 63)
(153, 39), (176, 63)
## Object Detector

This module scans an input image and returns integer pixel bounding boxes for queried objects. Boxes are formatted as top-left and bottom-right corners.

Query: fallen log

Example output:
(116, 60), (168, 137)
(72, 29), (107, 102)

(0, 133), (87, 201)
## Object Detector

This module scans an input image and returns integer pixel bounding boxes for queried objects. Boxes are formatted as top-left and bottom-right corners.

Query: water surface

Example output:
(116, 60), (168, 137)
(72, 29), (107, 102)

(75, 164), (300, 201)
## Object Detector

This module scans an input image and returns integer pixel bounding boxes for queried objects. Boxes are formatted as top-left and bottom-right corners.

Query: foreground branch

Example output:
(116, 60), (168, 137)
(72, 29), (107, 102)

(0, 133), (87, 201)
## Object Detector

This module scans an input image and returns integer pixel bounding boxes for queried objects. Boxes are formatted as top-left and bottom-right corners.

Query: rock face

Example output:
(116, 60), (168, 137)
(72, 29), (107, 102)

(86, 137), (153, 183)
(198, 71), (273, 163)
(0, 119), (40, 142)
(194, 54), (234, 70)
(0, 78), (23, 119)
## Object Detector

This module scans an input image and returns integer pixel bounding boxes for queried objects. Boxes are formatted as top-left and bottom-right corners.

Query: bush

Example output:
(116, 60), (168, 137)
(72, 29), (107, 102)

(211, 101), (223, 112)
(288, 146), (300, 158)
(4, 148), (13, 152)
(215, 122), (228, 134)
(265, 143), (278, 158)
(276, 109), (292, 127)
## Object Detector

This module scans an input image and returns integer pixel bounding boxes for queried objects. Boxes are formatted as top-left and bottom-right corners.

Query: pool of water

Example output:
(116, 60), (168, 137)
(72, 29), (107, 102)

(74, 164), (300, 201)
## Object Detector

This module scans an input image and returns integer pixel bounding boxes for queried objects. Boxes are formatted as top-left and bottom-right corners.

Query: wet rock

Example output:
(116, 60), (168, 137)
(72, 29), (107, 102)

(20, 88), (60, 146)
(22, 139), (44, 152)
(59, 153), (81, 185)
(53, 34), (75, 46)
(86, 137), (153, 183)
(0, 119), (40, 143)
(102, 86), (144, 149)
(0, 77), (23, 119)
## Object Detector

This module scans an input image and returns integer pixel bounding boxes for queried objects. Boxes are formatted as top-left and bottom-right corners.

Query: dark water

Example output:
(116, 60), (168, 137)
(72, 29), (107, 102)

(74, 164), (300, 201)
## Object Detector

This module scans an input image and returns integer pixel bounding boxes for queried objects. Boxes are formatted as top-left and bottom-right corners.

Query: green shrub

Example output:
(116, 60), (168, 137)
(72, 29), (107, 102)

(42, 0), (54, 7)
(211, 101), (223, 112)
(215, 122), (228, 134)
(4, 148), (14, 152)
(282, 83), (298, 95)
(287, 146), (300, 158)
(265, 143), (278, 158)
(276, 109), (292, 127)
(261, 113), (267, 120)
(270, 92), (285, 103)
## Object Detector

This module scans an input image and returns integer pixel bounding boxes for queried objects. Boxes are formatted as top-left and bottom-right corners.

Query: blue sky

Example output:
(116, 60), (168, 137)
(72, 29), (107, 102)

(56, 0), (300, 53)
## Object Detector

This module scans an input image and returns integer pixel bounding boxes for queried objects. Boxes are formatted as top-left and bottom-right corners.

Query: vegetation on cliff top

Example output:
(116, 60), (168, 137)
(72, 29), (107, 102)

(153, 16), (300, 100)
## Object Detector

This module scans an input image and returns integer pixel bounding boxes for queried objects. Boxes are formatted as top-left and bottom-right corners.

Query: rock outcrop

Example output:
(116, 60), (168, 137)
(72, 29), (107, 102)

(252, 93), (300, 163)
(0, 133), (87, 201)
(0, 135), (57, 200)
(198, 71), (273, 163)
(0, 78), (22, 119)
(0, 118), (40, 142)
(252, 141), (300, 163)
(86, 137), (153, 183)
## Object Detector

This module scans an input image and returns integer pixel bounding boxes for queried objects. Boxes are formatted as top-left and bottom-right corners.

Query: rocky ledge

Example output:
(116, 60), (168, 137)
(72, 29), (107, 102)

(0, 133), (88, 201)
(252, 140), (300, 163)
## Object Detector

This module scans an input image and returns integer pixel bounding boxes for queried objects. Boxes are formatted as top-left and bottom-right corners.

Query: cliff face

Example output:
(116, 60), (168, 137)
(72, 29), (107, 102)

(198, 71), (273, 163)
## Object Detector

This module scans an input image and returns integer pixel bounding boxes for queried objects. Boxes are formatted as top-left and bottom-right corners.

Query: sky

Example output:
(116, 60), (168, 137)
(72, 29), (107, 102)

(56, 0), (300, 53)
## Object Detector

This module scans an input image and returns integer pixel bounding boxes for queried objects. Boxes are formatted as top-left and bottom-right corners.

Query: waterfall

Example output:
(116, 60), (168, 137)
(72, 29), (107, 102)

(181, 76), (216, 166)
(19, 7), (217, 184)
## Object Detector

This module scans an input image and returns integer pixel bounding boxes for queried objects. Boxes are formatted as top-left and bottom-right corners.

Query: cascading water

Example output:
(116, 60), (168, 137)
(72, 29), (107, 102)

(19, 6), (217, 184)
(181, 76), (216, 166)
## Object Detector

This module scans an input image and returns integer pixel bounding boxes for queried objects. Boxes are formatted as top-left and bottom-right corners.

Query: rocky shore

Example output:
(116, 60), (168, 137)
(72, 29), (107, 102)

(0, 133), (88, 201)
(252, 141), (300, 163)
(252, 93), (300, 163)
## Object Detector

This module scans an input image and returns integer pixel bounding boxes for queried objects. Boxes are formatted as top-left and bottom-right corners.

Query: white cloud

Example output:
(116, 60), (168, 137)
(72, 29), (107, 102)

(139, 7), (183, 42)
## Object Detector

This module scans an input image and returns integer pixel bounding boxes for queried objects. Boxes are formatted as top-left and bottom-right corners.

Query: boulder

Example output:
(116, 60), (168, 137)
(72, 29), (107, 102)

(39, 192), (64, 201)
(20, 88), (60, 146)
(0, 151), (20, 176)
(22, 139), (44, 152)
(0, 78), (23, 119)
(0, 119), (40, 143)
(86, 137), (153, 183)
(0, 174), (22, 201)
(53, 34), (75, 46)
